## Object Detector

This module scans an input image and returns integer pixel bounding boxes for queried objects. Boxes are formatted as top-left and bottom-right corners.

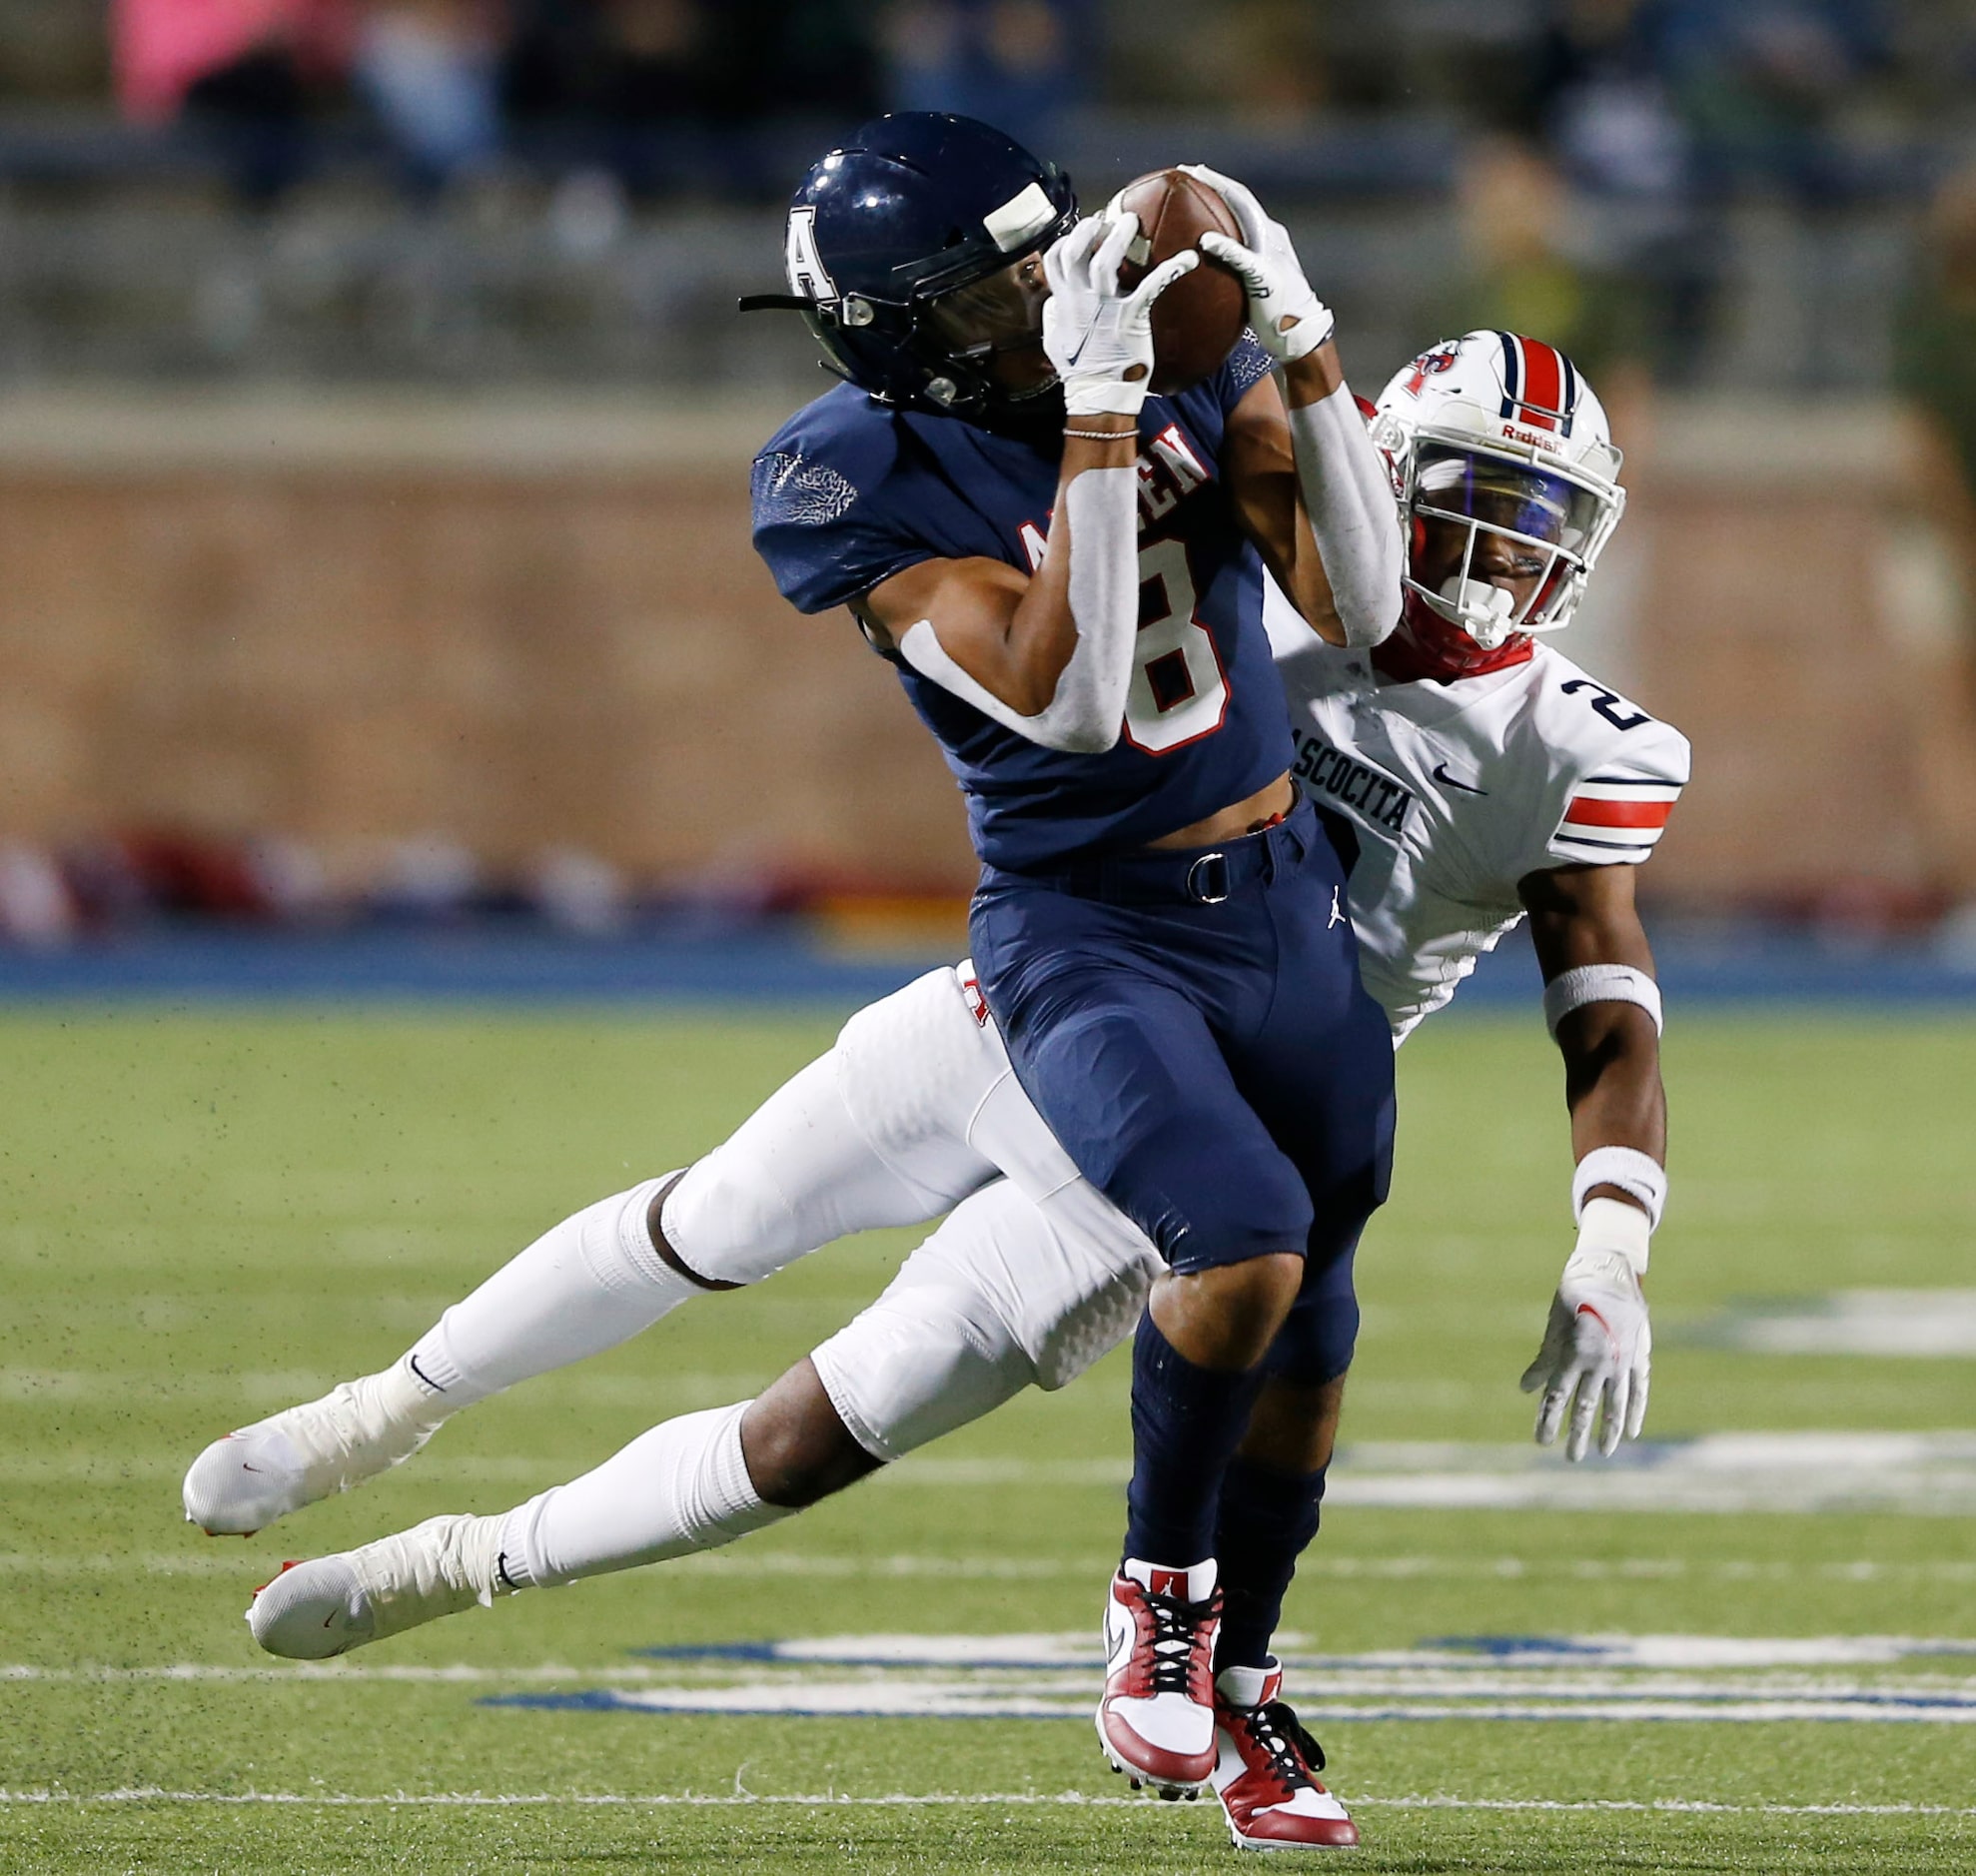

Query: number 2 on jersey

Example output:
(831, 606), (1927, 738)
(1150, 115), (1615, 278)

(1124, 537), (1231, 754)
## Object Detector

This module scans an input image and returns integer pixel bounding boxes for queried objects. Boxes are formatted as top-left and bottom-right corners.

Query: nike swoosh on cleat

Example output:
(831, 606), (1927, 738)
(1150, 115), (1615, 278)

(1431, 763), (1487, 795)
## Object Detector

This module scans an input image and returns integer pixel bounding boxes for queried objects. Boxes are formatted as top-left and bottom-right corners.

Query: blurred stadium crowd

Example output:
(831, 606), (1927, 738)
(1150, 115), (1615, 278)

(4, 4), (1976, 956)
(0, 3), (1966, 389)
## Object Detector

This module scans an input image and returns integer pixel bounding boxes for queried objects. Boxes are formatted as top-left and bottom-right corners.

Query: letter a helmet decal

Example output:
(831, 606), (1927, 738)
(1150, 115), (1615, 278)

(785, 206), (837, 301)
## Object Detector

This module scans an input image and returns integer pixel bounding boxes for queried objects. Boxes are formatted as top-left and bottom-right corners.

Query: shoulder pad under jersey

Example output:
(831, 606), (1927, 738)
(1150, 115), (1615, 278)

(750, 386), (931, 615)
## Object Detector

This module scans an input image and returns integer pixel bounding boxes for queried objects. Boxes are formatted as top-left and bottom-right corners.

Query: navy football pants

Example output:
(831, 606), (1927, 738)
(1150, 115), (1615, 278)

(970, 796), (1395, 1379)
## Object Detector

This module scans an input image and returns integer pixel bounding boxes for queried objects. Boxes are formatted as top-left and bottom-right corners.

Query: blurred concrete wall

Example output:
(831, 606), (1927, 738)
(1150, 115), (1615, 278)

(0, 391), (973, 892)
(2, 389), (1972, 904)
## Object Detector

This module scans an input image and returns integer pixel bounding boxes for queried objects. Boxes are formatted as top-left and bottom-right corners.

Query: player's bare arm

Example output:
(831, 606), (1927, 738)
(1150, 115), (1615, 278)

(1519, 859), (1667, 1181)
(1516, 858), (1666, 1460)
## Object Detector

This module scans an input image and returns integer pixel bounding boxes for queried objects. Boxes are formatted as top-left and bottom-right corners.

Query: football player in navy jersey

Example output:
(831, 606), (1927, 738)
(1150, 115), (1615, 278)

(746, 114), (1403, 1795)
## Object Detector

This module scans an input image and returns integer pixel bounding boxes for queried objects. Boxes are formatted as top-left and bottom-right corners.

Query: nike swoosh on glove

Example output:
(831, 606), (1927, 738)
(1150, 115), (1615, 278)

(1519, 1249), (1651, 1461)
(1042, 213), (1198, 418)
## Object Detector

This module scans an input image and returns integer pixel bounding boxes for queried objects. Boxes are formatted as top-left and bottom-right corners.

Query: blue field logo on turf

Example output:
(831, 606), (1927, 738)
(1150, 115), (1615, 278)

(484, 1631), (1976, 1725)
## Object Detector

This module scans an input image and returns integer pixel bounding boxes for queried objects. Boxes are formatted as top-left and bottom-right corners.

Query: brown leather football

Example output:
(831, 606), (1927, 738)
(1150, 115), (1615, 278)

(1110, 168), (1249, 395)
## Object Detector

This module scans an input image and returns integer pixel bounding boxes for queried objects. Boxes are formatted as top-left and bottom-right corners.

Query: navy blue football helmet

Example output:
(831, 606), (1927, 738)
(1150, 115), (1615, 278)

(740, 112), (1077, 417)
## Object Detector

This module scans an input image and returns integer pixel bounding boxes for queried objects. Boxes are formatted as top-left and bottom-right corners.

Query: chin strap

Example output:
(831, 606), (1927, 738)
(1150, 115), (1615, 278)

(1371, 603), (1535, 685)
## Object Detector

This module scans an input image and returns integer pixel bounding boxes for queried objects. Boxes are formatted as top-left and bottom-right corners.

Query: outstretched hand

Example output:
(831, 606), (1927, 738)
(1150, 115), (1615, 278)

(1519, 1250), (1651, 1461)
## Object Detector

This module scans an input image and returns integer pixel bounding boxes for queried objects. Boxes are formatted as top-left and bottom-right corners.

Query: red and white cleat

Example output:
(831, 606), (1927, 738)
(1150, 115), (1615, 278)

(1212, 1660), (1360, 1849)
(1096, 1558), (1221, 1798)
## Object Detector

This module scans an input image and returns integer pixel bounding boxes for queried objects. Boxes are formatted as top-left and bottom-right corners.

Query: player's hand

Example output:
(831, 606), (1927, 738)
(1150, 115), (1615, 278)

(1042, 213), (1197, 419)
(1519, 1248), (1651, 1461)
(1178, 164), (1334, 364)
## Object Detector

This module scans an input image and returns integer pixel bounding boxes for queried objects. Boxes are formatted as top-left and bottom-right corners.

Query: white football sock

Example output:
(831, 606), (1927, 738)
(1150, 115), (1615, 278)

(403, 1177), (701, 1409)
(496, 1402), (793, 1588)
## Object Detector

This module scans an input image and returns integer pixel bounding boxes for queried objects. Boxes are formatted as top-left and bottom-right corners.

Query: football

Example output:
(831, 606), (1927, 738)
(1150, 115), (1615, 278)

(1109, 168), (1249, 395)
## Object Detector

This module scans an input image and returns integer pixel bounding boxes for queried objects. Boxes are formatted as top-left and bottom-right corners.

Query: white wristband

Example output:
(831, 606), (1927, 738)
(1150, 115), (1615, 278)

(1063, 373), (1149, 419)
(1571, 1147), (1666, 1233)
(1543, 964), (1662, 1039)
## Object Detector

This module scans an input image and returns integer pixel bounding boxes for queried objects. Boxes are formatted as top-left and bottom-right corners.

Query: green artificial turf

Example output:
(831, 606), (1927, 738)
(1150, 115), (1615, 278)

(4, 1006), (1975, 1872)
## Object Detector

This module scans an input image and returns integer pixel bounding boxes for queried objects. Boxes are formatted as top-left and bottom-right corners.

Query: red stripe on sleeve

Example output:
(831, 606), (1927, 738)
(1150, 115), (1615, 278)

(1563, 797), (1674, 830)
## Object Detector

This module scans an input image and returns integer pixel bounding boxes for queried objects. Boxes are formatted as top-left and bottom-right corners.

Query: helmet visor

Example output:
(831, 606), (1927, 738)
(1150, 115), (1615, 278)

(922, 258), (1048, 360)
(1414, 447), (1602, 559)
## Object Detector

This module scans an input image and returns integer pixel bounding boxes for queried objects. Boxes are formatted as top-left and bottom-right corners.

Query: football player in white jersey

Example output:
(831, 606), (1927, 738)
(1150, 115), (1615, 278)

(189, 277), (1686, 1846)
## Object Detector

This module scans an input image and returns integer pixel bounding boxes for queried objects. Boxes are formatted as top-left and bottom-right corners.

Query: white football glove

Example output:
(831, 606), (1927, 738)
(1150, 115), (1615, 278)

(1519, 1202), (1653, 1461)
(1178, 163), (1334, 364)
(1042, 214), (1197, 418)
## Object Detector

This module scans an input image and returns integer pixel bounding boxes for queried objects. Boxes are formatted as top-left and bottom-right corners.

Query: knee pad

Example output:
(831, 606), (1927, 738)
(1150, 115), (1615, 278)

(810, 1279), (1033, 1464)
(662, 1054), (941, 1288)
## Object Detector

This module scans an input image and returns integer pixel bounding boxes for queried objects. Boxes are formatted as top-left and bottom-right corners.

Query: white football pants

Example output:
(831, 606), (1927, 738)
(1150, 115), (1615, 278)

(664, 964), (1159, 1455)
(406, 965), (1158, 1458)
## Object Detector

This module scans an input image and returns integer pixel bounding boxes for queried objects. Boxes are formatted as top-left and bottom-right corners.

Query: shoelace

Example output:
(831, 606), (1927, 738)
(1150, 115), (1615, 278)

(1140, 1588), (1217, 1696)
(1237, 1699), (1328, 1797)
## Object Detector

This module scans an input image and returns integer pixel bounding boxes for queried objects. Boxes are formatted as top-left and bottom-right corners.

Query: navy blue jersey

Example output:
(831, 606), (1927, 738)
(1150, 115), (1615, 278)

(751, 338), (1297, 872)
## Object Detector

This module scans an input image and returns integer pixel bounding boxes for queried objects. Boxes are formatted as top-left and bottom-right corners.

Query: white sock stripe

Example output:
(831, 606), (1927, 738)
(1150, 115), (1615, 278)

(705, 1402), (791, 1539)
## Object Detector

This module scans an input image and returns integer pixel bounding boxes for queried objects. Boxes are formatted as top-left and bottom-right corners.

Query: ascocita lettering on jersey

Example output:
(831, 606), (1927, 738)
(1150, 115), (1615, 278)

(1291, 725), (1415, 834)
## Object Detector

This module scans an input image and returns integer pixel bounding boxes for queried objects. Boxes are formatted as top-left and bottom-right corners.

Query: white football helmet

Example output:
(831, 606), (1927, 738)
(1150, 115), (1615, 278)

(1371, 331), (1625, 664)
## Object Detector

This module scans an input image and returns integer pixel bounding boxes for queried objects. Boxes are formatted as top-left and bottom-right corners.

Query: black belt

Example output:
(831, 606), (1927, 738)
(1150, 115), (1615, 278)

(992, 797), (1315, 908)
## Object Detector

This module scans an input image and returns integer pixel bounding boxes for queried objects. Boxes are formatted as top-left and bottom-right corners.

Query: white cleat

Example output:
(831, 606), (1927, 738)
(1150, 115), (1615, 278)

(183, 1362), (447, 1536)
(247, 1513), (513, 1660)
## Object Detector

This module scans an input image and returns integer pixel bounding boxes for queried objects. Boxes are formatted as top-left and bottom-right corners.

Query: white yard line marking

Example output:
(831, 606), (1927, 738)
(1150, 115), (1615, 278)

(16, 1633), (1976, 1683)
(20, 1431), (1976, 1513)
(27, 1547), (1976, 1589)
(1687, 1290), (1976, 1358)
(0, 1790), (1972, 1816)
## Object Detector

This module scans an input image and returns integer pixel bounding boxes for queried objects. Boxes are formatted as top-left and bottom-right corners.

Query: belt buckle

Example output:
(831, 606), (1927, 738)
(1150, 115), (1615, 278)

(1186, 851), (1230, 905)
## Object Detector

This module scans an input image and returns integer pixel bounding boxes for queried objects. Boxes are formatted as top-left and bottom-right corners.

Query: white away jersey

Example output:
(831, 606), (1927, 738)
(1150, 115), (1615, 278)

(1265, 592), (1690, 1042)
